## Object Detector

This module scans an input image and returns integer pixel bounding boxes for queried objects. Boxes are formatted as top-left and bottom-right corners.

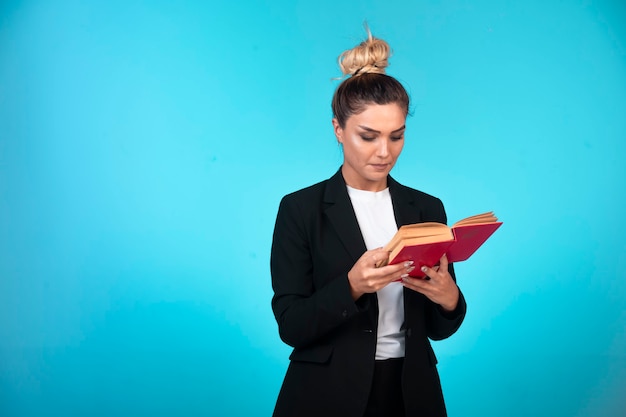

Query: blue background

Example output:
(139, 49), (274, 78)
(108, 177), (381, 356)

(1, 1), (625, 416)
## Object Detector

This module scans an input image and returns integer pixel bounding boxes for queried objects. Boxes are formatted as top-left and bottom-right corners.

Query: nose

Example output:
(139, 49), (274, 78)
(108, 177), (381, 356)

(376, 138), (390, 158)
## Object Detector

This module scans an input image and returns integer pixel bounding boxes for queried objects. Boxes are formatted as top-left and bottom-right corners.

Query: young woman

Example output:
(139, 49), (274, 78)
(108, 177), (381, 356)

(270, 29), (466, 417)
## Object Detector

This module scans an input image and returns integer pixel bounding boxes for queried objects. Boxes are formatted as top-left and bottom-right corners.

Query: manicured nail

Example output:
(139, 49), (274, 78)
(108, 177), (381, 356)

(404, 261), (414, 267)
(407, 266), (415, 272)
(421, 266), (428, 272)
(400, 273), (409, 279)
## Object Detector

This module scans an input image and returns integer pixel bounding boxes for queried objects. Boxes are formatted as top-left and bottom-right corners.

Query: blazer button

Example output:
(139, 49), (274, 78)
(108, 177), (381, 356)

(342, 310), (348, 318)
(406, 328), (412, 338)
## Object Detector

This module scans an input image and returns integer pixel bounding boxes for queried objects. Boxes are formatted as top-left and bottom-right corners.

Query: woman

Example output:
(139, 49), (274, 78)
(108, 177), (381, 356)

(270, 29), (466, 417)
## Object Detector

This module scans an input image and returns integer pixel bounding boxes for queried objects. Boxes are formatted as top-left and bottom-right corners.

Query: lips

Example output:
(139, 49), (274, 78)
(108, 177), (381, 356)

(371, 164), (389, 170)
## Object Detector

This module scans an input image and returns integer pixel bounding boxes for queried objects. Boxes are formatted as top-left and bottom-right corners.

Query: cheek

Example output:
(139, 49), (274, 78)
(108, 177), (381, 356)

(392, 142), (405, 157)
(346, 137), (370, 157)
(342, 141), (362, 162)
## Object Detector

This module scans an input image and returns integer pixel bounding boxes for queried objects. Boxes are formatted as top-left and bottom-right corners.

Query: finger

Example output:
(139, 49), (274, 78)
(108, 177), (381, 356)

(401, 275), (431, 295)
(420, 265), (438, 281)
(398, 265), (416, 280)
(401, 274), (430, 286)
(379, 259), (414, 274)
(439, 253), (449, 272)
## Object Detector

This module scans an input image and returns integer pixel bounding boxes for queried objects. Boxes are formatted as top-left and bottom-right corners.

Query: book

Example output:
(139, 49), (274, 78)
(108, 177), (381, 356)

(377, 212), (502, 278)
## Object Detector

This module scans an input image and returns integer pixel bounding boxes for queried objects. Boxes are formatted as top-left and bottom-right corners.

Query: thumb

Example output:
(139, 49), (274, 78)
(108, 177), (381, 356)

(373, 248), (391, 268)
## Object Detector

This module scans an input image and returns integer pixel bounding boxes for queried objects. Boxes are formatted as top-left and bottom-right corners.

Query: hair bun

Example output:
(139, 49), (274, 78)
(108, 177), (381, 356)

(337, 27), (391, 77)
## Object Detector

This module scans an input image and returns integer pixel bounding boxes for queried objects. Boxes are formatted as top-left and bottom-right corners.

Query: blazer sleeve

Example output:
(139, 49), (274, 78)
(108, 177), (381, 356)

(425, 271), (467, 340)
(270, 194), (367, 349)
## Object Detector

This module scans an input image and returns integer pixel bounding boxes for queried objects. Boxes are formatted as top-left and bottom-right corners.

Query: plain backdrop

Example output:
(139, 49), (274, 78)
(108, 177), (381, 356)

(1, 1), (625, 416)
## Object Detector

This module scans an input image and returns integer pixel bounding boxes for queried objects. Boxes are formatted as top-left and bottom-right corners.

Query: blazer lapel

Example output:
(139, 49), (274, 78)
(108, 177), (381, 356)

(388, 175), (424, 227)
(323, 170), (367, 263)
(323, 172), (424, 260)
(323, 170), (378, 327)
(388, 176), (432, 329)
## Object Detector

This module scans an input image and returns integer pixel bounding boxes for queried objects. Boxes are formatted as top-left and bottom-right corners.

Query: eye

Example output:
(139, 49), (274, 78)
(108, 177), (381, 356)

(391, 135), (404, 141)
(360, 135), (376, 142)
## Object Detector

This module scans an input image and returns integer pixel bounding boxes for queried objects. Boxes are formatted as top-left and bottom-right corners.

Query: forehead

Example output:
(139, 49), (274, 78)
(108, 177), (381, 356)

(346, 103), (406, 130)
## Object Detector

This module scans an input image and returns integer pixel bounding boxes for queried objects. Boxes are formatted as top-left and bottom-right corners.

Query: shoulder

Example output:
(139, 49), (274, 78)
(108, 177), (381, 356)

(272, 174), (342, 242)
(388, 176), (448, 224)
(274, 174), (337, 226)
(279, 169), (345, 208)
(389, 177), (444, 208)
(277, 179), (328, 222)
(281, 178), (329, 204)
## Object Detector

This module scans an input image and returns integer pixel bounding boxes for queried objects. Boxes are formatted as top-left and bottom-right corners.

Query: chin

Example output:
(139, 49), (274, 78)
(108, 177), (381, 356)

(366, 172), (389, 184)
(369, 167), (392, 178)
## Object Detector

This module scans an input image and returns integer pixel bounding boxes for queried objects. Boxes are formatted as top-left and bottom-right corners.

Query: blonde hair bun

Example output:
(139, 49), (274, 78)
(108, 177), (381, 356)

(338, 27), (391, 77)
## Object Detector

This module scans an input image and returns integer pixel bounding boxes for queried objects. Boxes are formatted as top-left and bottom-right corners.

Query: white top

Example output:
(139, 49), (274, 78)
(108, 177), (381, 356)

(346, 185), (405, 359)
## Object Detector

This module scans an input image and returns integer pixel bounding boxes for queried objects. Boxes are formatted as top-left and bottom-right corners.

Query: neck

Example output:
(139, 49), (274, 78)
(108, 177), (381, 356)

(341, 166), (388, 192)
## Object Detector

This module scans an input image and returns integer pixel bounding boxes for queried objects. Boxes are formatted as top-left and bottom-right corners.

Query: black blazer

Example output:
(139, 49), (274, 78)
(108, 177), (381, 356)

(271, 169), (466, 417)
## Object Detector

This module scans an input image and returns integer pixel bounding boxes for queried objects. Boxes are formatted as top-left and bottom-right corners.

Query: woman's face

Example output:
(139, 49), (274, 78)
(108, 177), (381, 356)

(333, 103), (406, 192)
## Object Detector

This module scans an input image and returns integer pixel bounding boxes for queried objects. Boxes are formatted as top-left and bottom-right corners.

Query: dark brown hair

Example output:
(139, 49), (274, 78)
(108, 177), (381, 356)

(332, 73), (410, 128)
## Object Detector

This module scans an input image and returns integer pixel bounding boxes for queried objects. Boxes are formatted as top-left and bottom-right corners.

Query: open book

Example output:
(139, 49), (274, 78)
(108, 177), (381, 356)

(377, 212), (502, 278)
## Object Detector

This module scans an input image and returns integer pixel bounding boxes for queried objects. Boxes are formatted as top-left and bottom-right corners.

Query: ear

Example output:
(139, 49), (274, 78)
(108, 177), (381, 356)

(332, 118), (344, 144)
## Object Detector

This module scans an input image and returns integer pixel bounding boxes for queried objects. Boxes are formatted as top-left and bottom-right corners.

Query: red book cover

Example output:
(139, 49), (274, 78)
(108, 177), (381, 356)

(388, 240), (454, 277)
(447, 222), (503, 262)
(385, 217), (503, 278)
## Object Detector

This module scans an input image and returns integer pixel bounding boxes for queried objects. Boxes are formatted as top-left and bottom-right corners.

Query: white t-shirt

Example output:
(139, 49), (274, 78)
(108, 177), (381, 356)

(347, 185), (405, 359)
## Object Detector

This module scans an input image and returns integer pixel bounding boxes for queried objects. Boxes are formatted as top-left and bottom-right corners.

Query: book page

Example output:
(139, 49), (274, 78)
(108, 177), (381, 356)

(453, 212), (498, 227)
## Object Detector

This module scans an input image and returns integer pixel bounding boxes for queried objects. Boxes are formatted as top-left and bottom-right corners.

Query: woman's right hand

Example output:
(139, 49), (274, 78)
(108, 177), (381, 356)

(347, 248), (415, 300)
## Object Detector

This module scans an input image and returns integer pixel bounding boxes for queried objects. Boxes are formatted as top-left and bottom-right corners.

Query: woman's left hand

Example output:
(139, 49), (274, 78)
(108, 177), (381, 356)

(401, 253), (459, 312)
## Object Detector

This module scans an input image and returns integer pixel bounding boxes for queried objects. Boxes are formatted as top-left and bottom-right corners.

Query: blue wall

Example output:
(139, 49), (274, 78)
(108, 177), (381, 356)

(1, 1), (625, 416)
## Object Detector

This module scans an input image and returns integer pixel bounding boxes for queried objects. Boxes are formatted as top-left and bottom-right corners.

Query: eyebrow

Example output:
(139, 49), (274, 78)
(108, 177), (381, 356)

(357, 125), (406, 134)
